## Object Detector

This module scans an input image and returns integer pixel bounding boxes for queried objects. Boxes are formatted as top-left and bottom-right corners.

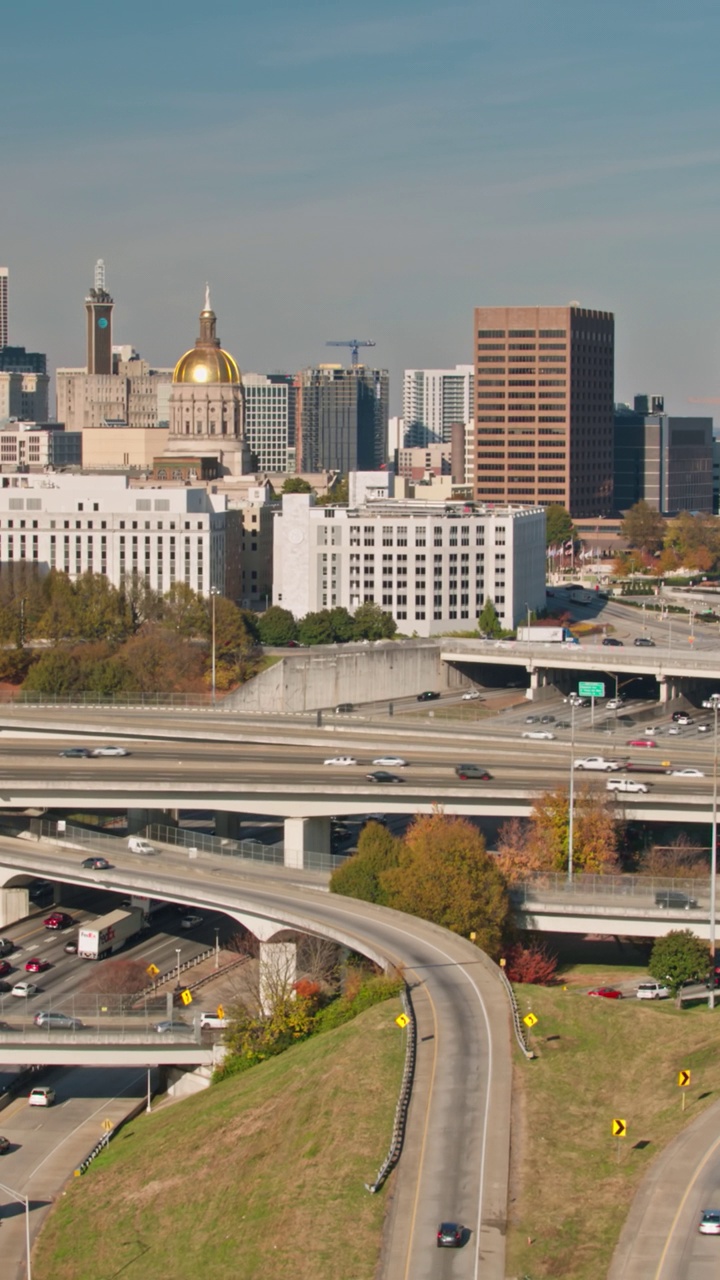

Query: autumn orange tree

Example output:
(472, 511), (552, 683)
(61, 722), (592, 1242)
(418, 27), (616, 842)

(380, 813), (509, 957)
(496, 784), (620, 879)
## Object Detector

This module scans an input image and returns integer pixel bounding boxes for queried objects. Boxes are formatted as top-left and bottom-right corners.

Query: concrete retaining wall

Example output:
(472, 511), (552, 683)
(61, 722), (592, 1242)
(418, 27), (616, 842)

(225, 640), (463, 713)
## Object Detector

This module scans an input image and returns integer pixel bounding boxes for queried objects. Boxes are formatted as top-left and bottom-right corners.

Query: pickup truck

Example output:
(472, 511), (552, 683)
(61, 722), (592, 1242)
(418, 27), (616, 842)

(606, 778), (649, 794)
(574, 757), (622, 772)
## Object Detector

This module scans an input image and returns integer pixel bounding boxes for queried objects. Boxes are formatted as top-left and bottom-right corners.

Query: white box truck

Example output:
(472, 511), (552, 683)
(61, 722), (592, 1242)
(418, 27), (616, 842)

(516, 625), (572, 643)
(78, 907), (144, 960)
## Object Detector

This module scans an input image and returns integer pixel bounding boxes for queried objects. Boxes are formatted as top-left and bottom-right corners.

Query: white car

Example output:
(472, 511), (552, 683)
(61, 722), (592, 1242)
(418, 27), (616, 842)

(522, 731), (555, 740)
(372, 756), (407, 767)
(607, 778), (648, 794)
(670, 768), (705, 777)
(606, 699), (621, 711)
(636, 981), (670, 1000)
(461, 690), (481, 701)
(28, 1086), (55, 1107)
(91, 746), (131, 757)
(323, 756), (358, 767)
(180, 913), (203, 930)
(574, 757), (621, 772)
(644, 726), (660, 735)
(11, 981), (38, 998)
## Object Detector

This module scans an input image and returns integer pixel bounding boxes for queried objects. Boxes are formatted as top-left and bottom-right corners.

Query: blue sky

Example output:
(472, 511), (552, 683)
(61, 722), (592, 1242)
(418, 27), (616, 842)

(2, 0), (720, 413)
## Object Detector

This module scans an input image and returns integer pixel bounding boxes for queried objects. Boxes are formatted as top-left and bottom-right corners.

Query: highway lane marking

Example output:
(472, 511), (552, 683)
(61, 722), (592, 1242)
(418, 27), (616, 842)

(653, 1125), (720, 1279)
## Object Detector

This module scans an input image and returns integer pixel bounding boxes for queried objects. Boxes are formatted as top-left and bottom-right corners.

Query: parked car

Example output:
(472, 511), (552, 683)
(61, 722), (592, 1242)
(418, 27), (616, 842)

(587, 987), (623, 999)
(33, 1011), (84, 1030)
(437, 1222), (463, 1248)
(28, 1086), (55, 1107)
(636, 981), (670, 1000)
(417, 691), (440, 702)
(81, 857), (112, 870)
(12, 982), (38, 997)
(366, 771), (405, 784)
(323, 756), (358, 767)
(455, 764), (492, 781)
(90, 746), (131, 756)
(25, 958), (50, 973)
(44, 912), (73, 930)
(58, 747), (91, 758)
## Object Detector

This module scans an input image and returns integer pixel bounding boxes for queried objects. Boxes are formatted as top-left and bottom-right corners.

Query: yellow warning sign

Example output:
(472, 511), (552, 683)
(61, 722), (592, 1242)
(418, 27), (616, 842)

(612, 1118), (627, 1138)
(395, 1013), (410, 1028)
(523, 1012), (538, 1028)
(216, 1005), (225, 1021)
(146, 963), (160, 977)
(101, 1118), (113, 1133)
(180, 988), (193, 1006)
(678, 1069), (691, 1088)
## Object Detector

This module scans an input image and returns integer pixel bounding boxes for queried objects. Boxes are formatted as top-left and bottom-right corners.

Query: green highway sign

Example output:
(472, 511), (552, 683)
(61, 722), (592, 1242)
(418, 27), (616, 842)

(578, 681), (605, 698)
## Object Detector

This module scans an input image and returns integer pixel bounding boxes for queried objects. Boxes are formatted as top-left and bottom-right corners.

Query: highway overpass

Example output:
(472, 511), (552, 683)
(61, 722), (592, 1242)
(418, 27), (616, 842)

(512, 872), (716, 938)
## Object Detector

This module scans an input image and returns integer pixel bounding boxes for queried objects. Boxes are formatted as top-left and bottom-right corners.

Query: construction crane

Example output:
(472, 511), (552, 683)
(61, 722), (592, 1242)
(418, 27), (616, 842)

(326, 339), (376, 367)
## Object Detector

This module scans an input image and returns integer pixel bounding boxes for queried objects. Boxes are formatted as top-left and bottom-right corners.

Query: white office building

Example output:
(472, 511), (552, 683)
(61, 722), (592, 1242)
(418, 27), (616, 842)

(402, 365), (474, 446)
(0, 473), (232, 597)
(242, 374), (295, 473)
(273, 492), (545, 635)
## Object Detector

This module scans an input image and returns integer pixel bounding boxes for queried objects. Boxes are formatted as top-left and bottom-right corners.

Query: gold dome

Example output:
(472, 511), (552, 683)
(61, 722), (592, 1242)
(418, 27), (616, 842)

(173, 346), (241, 384)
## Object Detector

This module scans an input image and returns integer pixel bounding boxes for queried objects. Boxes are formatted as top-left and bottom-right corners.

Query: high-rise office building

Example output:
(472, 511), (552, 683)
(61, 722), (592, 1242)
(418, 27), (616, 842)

(0, 269), (7, 348)
(243, 373), (297, 473)
(472, 305), (614, 517)
(297, 364), (388, 473)
(403, 364), (474, 446)
(614, 395), (713, 514)
(85, 259), (114, 375)
(0, 346), (47, 374)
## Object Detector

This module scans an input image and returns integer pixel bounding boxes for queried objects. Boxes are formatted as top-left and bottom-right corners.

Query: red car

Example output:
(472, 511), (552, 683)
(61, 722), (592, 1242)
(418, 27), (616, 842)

(588, 987), (623, 999)
(24, 958), (50, 973)
(627, 739), (657, 749)
(44, 912), (72, 930)
(0, 961), (11, 979)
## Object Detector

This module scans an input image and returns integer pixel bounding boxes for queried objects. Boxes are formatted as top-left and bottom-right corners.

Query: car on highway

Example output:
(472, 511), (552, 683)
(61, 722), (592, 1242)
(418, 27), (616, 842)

(180, 913), (203, 930)
(675, 715), (694, 726)
(366, 770), (405, 784)
(698, 723), (711, 733)
(64, 938), (78, 954)
(0, 1136), (10, 1153)
(667, 725), (680, 735)
(437, 1222), (463, 1248)
(0, 982), (12, 994)
(372, 756), (407, 767)
(455, 764), (492, 781)
(634, 636), (656, 647)
(154, 1020), (191, 1034)
(0, 938), (14, 957)
(12, 981), (38, 997)
(555, 720), (571, 729)
(323, 756), (358, 767)
(33, 1011), (84, 1030)
(461, 690), (482, 700)
(655, 890), (698, 910)
(574, 757), (621, 772)
(636, 981), (671, 999)
(670, 768), (705, 777)
(28, 1086), (55, 1107)
(44, 912), (73, 930)
(200, 1011), (229, 1029)
(58, 747), (92, 758)
(25, 958), (50, 973)
(417, 690), (440, 702)
(672, 711), (692, 722)
(602, 637), (624, 646)
(627, 738), (657, 748)
(90, 746), (131, 756)
(0, 961), (11, 978)
(541, 714), (555, 724)
(81, 856), (113, 870)
(522, 731), (556, 740)
(127, 838), (156, 855)
(607, 778), (649, 794)
(334, 703), (354, 714)
(587, 987), (623, 999)
(525, 715), (539, 723)
(698, 1209), (720, 1235)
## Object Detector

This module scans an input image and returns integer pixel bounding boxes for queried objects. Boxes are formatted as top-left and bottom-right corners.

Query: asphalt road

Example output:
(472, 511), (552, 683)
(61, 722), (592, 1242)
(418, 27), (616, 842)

(0, 1063), (148, 1280)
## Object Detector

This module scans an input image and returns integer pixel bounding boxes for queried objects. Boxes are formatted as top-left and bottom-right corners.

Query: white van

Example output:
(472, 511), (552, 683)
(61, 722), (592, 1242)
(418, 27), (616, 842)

(199, 1011), (229, 1029)
(127, 837), (156, 855)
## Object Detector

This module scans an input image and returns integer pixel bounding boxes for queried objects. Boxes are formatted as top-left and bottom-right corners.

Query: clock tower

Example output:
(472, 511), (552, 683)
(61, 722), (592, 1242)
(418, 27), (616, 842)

(85, 259), (113, 375)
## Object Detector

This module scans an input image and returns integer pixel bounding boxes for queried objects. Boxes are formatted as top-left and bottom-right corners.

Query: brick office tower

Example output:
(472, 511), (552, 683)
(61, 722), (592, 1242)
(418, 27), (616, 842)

(473, 305), (614, 517)
(85, 258), (114, 375)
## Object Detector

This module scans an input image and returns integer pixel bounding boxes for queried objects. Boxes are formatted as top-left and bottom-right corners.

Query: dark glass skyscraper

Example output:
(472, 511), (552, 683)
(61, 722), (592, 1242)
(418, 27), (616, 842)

(297, 364), (389, 473)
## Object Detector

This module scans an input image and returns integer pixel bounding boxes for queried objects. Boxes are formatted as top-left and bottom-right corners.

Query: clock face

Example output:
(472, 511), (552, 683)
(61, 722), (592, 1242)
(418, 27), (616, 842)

(98, 317), (108, 329)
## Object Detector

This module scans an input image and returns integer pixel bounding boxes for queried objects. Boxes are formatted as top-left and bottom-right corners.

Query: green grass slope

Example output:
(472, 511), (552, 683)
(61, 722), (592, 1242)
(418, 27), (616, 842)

(33, 998), (404, 1280)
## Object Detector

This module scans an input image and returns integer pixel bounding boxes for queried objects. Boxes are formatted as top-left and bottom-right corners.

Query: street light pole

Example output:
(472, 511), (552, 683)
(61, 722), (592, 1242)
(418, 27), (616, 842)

(214, 927), (220, 972)
(210, 587), (220, 707)
(0, 1181), (31, 1279)
(710, 697), (719, 1008)
(568, 698), (576, 884)
(175, 948), (181, 986)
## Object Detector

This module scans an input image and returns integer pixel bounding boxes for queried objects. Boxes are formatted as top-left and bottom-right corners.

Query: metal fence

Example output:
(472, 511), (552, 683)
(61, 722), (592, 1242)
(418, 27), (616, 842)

(365, 985), (416, 1194)
(511, 870), (711, 905)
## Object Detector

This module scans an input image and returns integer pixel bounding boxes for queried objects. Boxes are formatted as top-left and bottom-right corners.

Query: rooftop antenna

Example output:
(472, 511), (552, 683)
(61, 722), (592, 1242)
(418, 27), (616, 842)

(94, 259), (106, 292)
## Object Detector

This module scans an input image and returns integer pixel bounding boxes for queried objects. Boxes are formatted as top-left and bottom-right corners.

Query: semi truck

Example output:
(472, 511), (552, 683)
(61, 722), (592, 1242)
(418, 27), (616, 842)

(516, 625), (575, 643)
(78, 907), (144, 960)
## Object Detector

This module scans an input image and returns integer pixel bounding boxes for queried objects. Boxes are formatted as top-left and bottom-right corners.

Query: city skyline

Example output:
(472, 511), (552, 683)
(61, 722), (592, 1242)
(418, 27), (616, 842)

(2, 2), (720, 413)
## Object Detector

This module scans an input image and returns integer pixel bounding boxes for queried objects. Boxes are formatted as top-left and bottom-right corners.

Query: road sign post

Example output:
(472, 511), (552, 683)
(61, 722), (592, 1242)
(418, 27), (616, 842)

(678, 1069), (691, 1111)
(612, 1117), (627, 1162)
(579, 681), (605, 728)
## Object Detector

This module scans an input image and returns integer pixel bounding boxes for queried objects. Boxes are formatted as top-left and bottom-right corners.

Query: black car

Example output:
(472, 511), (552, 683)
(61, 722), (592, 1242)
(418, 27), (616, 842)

(540, 714), (555, 724)
(81, 857), (112, 870)
(655, 890), (698, 910)
(0, 939), (14, 957)
(437, 1222), (463, 1248)
(634, 636), (656, 647)
(555, 720), (571, 729)
(455, 764), (491, 780)
(417, 691), (440, 702)
(334, 703), (354, 714)
(602, 637), (624, 646)
(0, 1136), (10, 1154)
(366, 771), (405, 784)
(59, 747), (92, 758)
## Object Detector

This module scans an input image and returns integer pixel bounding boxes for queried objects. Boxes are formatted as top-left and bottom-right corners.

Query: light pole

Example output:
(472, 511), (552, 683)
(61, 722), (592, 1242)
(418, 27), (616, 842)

(214, 927), (220, 972)
(175, 948), (181, 986)
(710, 696), (720, 1008)
(568, 698), (576, 884)
(0, 1180), (31, 1279)
(210, 586), (221, 707)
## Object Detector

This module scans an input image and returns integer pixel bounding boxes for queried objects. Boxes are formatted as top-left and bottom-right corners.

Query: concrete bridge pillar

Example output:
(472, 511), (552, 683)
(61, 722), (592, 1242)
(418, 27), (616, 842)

(0, 887), (29, 927)
(283, 817), (331, 869)
(215, 812), (244, 841)
(259, 940), (297, 1015)
(127, 809), (180, 834)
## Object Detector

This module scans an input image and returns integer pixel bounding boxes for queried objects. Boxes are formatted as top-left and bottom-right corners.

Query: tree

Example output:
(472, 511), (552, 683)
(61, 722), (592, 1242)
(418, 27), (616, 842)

(380, 813), (510, 957)
(328, 606), (355, 643)
(620, 501), (666, 554)
(211, 596), (254, 658)
(257, 606), (297, 647)
(478, 598), (502, 638)
(648, 930), (709, 994)
(316, 477), (349, 506)
(23, 649), (82, 696)
(641, 834), (708, 880)
(545, 505), (574, 549)
(281, 477), (313, 494)
(504, 940), (558, 985)
(664, 512), (720, 568)
(297, 609), (337, 646)
(118, 626), (205, 692)
(495, 818), (555, 883)
(329, 822), (401, 905)
(351, 602), (397, 641)
(161, 582), (208, 638)
(74, 573), (133, 643)
(498, 786), (621, 878)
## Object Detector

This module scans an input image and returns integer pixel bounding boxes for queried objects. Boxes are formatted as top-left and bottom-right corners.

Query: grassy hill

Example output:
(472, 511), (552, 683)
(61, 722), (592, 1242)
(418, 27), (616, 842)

(33, 998), (404, 1280)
